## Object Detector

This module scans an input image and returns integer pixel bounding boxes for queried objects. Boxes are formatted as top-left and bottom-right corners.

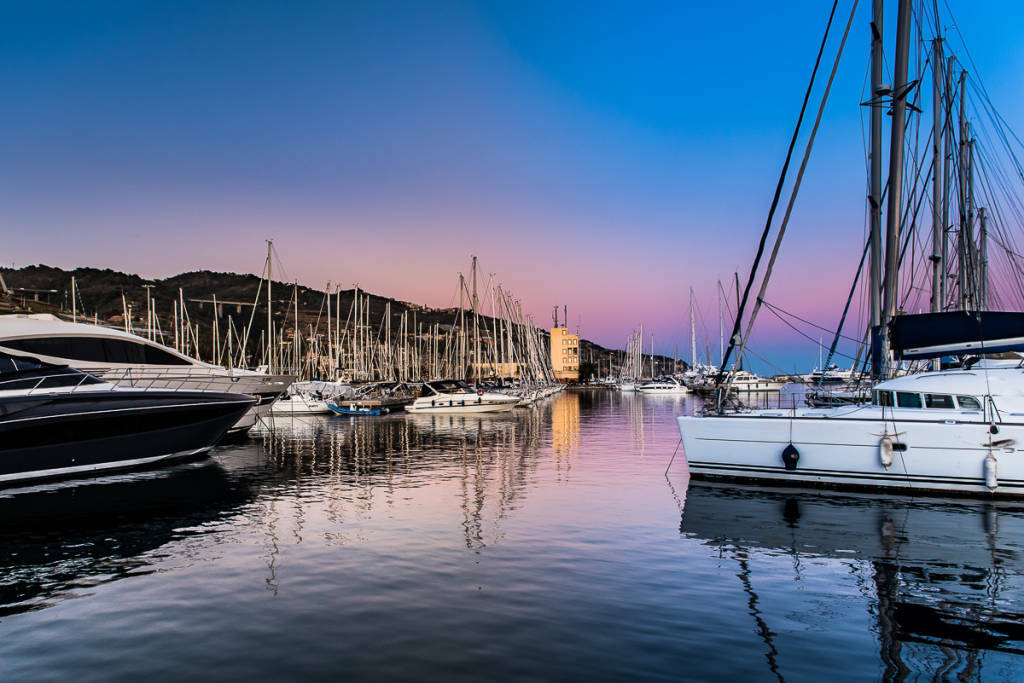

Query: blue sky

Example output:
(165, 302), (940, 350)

(2, 1), (1023, 371)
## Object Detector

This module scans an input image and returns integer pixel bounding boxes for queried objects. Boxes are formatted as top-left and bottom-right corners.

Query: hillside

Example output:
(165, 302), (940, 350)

(0, 264), (678, 377)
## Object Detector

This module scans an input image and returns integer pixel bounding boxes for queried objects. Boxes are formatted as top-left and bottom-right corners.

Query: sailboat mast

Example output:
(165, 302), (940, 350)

(718, 280), (724, 367)
(266, 240), (273, 373)
(930, 37), (944, 317)
(868, 0), (884, 379)
(690, 287), (697, 368)
(930, 37), (945, 370)
(881, 0), (913, 379)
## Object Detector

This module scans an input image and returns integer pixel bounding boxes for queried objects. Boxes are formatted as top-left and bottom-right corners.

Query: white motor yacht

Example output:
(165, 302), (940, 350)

(636, 378), (688, 395)
(0, 314), (294, 432)
(406, 380), (519, 414)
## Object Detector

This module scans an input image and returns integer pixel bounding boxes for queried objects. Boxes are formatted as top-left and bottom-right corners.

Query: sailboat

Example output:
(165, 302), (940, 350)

(677, 0), (1024, 496)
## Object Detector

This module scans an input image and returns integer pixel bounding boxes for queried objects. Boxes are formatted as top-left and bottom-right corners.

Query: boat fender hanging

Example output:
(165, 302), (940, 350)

(781, 444), (799, 470)
(879, 435), (894, 468)
(985, 451), (998, 491)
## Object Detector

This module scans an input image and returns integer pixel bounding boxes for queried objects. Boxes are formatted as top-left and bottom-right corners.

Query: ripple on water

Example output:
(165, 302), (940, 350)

(1, 391), (1024, 681)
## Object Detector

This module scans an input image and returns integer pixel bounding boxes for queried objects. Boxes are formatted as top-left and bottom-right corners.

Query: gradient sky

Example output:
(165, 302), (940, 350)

(3, 1), (1024, 372)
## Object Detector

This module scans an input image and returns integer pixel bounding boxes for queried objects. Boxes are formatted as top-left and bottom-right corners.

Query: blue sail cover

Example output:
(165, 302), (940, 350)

(890, 311), (1024, 359)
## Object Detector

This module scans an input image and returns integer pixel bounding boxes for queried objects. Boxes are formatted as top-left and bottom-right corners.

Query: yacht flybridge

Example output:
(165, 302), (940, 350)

(0, 314), (294, 432)
(405, 380), (518, 414)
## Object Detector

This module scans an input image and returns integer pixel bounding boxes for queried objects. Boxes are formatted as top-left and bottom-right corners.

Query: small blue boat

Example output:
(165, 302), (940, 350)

(326, 402), (384, 416)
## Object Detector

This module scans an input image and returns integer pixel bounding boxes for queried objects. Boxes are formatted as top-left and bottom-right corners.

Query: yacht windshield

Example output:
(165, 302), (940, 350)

(0, 352), (104, 391)
(426, 380), (471, 394)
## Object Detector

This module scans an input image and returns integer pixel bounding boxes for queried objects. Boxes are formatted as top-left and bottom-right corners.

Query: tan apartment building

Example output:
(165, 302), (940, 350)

(550, 326), (579, 382)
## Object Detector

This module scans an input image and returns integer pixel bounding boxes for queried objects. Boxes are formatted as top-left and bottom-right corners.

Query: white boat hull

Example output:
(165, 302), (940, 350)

(406, 401), (517, 414)
(678, 411), (1024, 496)
(269, 397), (333, 415)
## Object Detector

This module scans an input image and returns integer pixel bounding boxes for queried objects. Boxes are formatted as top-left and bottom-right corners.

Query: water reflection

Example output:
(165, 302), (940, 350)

(680, 482), (1024, 678)
(0, 462), (254, 617)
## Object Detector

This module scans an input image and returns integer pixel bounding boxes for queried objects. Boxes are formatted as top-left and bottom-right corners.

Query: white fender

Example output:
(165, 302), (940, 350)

(985, 451), (998, 491)
(879, 435), (894, 468)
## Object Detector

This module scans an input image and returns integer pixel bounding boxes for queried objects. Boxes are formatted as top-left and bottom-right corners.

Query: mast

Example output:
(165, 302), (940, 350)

(967, 134), (976, 308)
(929, 39), (944, 313)
(881, 0), (913, 379)
(868, 0), (884, 379)
(718, 280), (724, 367)
(979, 207), (988, 310)
(471, 256), (480, 382)
(689, 287), (697, 368)
(266, 240), (273, 373)
(941, 55), (954, 311)
(957, 70), (968, 310)
(71, 276), (77, 323)
(930, 36), (944, 369)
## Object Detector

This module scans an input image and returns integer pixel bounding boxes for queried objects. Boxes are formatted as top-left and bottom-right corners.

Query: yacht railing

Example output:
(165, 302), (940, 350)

(1, 368), (240, 396)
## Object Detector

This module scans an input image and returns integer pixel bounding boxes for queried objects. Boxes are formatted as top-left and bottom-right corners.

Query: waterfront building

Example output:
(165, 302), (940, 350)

(550, 326), (579, 382)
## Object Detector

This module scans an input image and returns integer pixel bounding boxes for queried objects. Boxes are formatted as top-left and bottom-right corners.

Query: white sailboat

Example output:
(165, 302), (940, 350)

(677, 0), (1024, 496)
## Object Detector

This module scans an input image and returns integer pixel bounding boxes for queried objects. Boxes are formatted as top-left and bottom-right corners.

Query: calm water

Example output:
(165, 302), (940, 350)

(2, 390), (1024, 681)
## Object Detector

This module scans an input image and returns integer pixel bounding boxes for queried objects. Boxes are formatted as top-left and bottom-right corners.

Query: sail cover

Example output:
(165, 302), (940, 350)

(889, 311), (1024, 359)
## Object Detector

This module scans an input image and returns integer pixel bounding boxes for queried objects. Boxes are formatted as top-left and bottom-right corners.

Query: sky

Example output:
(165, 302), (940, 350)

(3, 1), (1024, 373)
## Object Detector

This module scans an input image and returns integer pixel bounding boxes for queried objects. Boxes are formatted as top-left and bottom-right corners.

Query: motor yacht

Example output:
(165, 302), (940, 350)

(405, 380), (518, 414)
(0, 314), (293, 432)
(636, 378), (688, 395)
(0, 353), (254, 485)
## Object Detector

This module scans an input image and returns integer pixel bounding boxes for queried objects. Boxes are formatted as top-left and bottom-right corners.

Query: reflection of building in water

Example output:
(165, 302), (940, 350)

(550, 392), (581, 472)
(680, 483), (1024, 679)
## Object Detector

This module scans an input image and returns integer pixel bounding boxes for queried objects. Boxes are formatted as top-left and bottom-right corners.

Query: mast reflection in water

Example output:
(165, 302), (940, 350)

(680, 483), (1024, 679)
(2, 390), (1024, 680)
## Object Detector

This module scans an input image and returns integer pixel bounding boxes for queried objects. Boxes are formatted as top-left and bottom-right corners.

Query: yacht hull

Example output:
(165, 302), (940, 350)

(678, 413), (1024, 497)
(0, 391), (254, 485)
(405, 401), (517, 414)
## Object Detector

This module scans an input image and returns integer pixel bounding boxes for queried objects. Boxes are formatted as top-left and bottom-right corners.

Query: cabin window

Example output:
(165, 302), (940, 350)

(896, 392), (923, 409)
(956, 395), (982, 410)
(875, 390), (894, 407)
(0, 336), (192, 366)
(924, 394), (955, 409)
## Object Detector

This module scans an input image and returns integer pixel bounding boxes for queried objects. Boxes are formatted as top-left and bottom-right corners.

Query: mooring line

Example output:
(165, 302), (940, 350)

(665, 438), (683, 476)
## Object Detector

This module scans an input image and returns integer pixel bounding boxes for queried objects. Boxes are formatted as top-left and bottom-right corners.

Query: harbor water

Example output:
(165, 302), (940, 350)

(2, 390), (1023, 680)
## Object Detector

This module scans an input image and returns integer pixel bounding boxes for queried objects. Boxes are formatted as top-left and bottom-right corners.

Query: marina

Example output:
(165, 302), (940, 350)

(4, 0), (1024, 679)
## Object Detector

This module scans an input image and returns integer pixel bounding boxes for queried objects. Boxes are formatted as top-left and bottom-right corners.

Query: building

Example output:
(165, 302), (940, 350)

(550, 326), (579, 382)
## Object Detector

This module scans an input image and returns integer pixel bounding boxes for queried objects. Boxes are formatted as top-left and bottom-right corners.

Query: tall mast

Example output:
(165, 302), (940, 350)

(471, 256), (479, 382)
(979, 207), (988, 310)
(266, 240), (273, 372)
(957, 70), (968, 311)
(941, 55), (954, 311)
(718, 280), (724, 367)
(967, 134), (976, 307)
(868, 0), (884, 379)
(930, 39), (944, 313)
(881, 0), (913, 378)
(689, 287), (697, 368)
(930, 36), (944, 369)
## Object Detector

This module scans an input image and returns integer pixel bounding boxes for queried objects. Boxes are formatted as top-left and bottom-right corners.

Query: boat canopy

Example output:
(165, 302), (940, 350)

(889, 311), (1024, 360)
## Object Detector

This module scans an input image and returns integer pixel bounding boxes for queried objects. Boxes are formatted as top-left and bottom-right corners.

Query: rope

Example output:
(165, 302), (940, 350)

(718, 0), (841, 384)
(730, 0), (859, 381)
